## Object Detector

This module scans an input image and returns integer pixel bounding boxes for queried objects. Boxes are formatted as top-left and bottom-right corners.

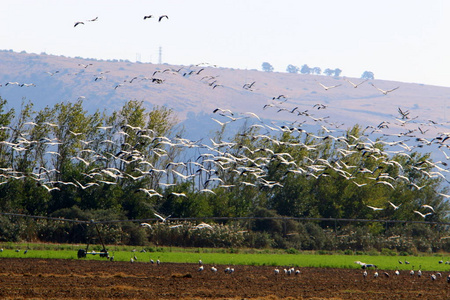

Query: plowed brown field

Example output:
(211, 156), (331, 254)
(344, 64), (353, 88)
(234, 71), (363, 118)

(0, 258), (449, 299)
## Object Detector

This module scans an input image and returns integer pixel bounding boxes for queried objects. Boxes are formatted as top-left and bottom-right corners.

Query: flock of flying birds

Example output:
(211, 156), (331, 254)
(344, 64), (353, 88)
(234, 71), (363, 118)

(2, 13), (450, 227)
(73, 14), (168, 27)
(0, 56), (450, 225)
(3, 40), (450, 288)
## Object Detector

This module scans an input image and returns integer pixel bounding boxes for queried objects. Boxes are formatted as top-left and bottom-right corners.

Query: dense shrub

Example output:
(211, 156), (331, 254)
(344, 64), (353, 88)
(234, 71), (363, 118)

(2, 212), (450, 254)
(0, 216), (23, 242)
(244, 231), (273, 249)
(148, 222), (246, 248)
(250, 208), (283, 233)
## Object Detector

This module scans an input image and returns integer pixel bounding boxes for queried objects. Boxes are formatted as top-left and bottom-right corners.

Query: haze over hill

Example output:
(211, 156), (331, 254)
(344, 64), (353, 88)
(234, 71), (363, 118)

(0, 50), (449, 141)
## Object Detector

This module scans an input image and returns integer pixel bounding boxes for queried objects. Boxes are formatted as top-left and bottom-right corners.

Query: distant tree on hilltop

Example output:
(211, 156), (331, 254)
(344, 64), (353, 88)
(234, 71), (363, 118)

(286, 64), (299, 74)
(262, 62), (274, 72)
(300, 64), (311, 74)
(312, 67), (321, 75)
(334, 68), (342, 77)
(361, 71), (374, 79)
(323, 68), (334, 76)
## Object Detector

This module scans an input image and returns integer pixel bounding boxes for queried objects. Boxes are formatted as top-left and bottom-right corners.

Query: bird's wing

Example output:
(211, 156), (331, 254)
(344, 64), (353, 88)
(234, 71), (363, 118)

(414, 211), (425, 218)
(154, 212), (165, 221)
(317, 82), (327, 89)
(370, 83), (384, 93)
(367, 205), (383, 211)
(422, 205), (435, 212)
(344, 78), (356, 87)
(356, 79), (368, 87)
(387, 87), (400, 93)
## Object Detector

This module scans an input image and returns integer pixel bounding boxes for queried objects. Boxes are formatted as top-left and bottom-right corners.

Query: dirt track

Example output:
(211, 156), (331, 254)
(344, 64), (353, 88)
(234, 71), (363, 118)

(0, 258), (449, 299)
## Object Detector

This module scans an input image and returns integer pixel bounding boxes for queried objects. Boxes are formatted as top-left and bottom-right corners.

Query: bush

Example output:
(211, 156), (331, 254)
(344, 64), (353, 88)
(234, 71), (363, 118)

(304, 223), (327, 250)
(244, 231), (273, 249)
(250, 208), (283, 233)
(122, 224), (146, 246)
(381, 248), (397, 256)
(414, 238), (432, 253)
(0, 216), (23, 242)
(285, 247), (300, 254)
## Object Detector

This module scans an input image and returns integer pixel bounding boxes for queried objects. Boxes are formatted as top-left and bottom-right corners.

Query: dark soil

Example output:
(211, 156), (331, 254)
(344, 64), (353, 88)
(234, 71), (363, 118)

(0, 258), (449, 299)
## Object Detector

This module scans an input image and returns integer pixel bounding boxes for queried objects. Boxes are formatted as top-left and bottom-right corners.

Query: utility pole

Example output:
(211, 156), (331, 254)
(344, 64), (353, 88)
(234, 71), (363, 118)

(158, 46), (162, 64)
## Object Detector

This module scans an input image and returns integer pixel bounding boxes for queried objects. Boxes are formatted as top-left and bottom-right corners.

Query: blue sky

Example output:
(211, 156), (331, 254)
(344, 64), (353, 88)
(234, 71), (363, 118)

(1, 0), (449, 87)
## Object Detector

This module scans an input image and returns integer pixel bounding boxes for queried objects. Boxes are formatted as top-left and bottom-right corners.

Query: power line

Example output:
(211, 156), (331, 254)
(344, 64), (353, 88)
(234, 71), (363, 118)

(0, 212), (90, 224)
(0, 212), (448, 226)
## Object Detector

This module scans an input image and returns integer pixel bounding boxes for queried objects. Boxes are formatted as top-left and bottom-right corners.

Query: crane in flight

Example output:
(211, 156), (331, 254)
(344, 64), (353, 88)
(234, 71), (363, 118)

(344, 78), (368, 88)
(316, 81), (342, 91)
(370, 83), (399, 95)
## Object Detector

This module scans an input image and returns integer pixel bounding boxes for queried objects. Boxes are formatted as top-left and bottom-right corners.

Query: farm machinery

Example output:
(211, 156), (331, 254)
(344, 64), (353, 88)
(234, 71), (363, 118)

(77, 220), (110, 259)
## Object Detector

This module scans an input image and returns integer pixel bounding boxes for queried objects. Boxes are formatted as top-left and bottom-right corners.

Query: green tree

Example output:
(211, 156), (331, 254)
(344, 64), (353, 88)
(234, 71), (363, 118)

(323, 68), (334, 76)
(286, 64), (299, 74)
(312, 67), (321, 75)
(334, 68), (342, 77)
(262, 62), (274, 72)
(300, 64), (311, 74)
(361, 71), (374, 79)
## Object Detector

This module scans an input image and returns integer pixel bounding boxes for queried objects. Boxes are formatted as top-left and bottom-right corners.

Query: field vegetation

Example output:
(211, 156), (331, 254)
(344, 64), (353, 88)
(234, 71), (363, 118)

(2, 242), (450, 272)
(0, 96), (448, 256)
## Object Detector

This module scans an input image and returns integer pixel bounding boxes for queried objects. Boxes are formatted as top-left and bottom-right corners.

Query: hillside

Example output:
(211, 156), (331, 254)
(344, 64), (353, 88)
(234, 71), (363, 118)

(0, 50), (449, 140)
(1, 50), (450, 246)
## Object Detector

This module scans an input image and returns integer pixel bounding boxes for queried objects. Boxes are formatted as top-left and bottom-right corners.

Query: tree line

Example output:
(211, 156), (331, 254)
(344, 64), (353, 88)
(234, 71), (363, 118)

(0, 96), (448, 251)
(262, 61), (375, 79)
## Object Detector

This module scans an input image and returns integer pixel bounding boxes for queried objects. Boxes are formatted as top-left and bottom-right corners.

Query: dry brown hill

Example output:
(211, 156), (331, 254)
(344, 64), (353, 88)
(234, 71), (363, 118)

(0, 50), (449, 139)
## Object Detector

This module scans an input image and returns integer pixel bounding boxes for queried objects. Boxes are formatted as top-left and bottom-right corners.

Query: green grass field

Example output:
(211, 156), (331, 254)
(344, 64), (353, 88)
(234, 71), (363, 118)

(1, 242), (450, 272)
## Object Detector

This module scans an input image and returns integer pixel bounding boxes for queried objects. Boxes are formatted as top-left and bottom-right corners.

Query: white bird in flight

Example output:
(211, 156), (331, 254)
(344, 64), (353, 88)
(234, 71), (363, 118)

(171, 192), (187, 197)
(194, 222), (213, 230)
(367, 205), (384, 211)
(389, 201), (402, 210)
(414, 211), (433, 218)
(344, 78), (368, 88)
(316, 81), (342, 91)
(154, 212), (171, 222)
(370, 83), (399, 95)
(140, 223), (152, 229)
(421, 204), (435, 212)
